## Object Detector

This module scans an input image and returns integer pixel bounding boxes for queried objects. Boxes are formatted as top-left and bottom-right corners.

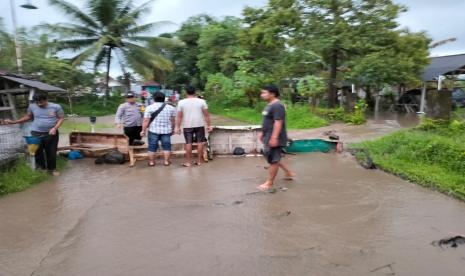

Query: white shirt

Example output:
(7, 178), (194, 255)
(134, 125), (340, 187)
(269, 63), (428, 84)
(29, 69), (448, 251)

(177, 98), (208, 128)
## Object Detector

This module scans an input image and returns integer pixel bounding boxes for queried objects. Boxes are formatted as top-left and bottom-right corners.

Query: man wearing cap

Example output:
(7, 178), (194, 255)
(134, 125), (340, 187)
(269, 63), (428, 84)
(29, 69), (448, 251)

(115, 93), (143, 145)
(2, 92), (65, 176)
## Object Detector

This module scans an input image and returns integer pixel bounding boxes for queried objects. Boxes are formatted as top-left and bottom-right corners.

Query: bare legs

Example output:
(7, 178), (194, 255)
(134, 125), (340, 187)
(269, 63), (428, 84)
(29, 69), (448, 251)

(279, 162), (296, 179)
(163, 151), (171, 165)
(183, 143), (205, 167)
(183, 144), (193, 166)
(148, 151), (171, 166)
(259, 163), (280, 190)
(196, 143), (204, 165)
(258, 160), (296, 191)
(148, 152), (155, 166)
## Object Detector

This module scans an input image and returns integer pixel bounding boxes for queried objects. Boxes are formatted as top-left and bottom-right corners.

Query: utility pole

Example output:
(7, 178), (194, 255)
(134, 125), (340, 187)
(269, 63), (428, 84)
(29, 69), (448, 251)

(10, 0), (23, 73)
(9, 0), (38, 74)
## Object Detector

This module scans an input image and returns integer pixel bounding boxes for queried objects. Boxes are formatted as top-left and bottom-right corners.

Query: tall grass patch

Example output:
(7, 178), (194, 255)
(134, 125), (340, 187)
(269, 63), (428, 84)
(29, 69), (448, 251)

(0, 157), (68, 196)
(352, 121), (465, 200)
(209, 103), (328, 129)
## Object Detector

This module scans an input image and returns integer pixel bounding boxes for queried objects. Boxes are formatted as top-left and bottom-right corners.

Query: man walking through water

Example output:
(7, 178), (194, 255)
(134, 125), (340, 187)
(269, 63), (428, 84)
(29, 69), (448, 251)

(258, 85), (296, 191)
(175, 85), (212, 167)
(2, 92), (64, 176)
(115, 92), (143, 145)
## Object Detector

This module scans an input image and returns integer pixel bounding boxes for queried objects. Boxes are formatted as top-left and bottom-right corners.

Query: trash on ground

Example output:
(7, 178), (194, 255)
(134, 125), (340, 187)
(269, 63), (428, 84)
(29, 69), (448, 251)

(95, 150), (126, 165)
(68, 150), (83, 160)
(273, 211), (292, 219)
(349, 148), (376, 169)
(432, 236), (465, 248)
(233, 147), (245, 156)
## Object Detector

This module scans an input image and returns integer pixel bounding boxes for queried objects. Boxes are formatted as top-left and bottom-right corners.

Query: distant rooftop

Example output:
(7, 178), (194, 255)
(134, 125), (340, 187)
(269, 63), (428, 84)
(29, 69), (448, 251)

(422, 54), (465, 81)
(0, 70), (65, 92)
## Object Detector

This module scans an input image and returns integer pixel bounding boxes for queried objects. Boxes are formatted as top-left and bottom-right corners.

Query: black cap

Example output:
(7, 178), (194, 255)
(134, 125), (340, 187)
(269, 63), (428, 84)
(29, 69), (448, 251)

(125, 92), (135, 98)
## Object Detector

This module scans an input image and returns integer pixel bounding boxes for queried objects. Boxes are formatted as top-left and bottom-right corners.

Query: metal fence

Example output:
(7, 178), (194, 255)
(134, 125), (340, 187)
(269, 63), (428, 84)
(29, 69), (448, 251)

(0, 125), (25, 166)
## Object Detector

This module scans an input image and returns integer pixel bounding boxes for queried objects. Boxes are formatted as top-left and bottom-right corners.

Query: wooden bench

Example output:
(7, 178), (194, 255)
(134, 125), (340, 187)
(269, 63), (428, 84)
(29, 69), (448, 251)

(128, 143), (207, 167)
(58, 132), (129, 158)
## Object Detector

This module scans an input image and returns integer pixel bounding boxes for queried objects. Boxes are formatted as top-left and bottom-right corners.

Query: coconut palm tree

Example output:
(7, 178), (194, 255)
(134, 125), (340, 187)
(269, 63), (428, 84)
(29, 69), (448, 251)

(45, 0), (174, 99)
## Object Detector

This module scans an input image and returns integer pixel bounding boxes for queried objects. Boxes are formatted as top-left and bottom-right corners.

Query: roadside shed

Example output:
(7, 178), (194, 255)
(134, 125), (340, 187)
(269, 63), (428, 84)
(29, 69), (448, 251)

(0, 70), (65, 119)
(419, 54), (465, 113)
(0, 71), (65, 166)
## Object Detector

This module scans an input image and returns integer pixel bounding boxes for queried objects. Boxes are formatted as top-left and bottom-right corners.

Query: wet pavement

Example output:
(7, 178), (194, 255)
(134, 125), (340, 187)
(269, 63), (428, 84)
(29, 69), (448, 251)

(59, 114), (247, 147)
(290, 112), (420, 143)
(1, 152), (465, 275)
(3, 113), (464, 275)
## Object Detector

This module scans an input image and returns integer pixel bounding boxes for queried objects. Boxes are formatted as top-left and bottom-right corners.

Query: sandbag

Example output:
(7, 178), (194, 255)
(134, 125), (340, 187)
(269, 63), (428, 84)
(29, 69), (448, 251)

(95, 150), (125, 165)
(233, 147), (245, 156)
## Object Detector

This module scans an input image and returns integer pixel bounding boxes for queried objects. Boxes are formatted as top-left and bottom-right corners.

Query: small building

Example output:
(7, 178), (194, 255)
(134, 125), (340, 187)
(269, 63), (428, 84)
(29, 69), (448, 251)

(95, 77), (128, 96)
(0, 70), (65, 119)
(0, 70), (65, 166)
(141, 81), (162, 94)
(419, 54), (465, 114)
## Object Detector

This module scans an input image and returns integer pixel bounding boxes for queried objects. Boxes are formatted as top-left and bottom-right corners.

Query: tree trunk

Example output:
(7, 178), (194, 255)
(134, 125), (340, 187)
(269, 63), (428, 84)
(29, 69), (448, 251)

(124, 72), (131, 93)
(105, 47), (112, 106)
(328, 49), (338, 108)
(374, 89), (380, 120)
(68, 89), (73, 115)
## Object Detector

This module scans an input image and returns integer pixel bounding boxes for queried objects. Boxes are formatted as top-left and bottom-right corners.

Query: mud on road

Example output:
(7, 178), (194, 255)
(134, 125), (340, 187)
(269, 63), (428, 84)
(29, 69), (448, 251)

(1, 152), (465, 276)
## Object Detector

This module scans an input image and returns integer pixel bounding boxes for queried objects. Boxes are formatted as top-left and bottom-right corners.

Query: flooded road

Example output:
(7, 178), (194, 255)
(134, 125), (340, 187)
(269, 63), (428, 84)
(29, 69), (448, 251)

(1, 152), (465, 275)
(290, 112), (420, 143)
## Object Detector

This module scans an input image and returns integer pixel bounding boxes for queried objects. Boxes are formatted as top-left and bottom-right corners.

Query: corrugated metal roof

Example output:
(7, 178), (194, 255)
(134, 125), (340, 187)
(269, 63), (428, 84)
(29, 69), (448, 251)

(1, 75), (65, 92)
(422, 54), (465, 81)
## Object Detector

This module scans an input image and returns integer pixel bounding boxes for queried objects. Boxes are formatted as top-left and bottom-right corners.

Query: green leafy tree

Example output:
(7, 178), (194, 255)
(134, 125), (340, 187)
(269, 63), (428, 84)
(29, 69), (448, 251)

(349, 30), (430, 90)
(296, 0), (406, 107)
(239, 1), (301, 82)
(197, 17), (242, 81)
(297, 75), (326, 107)
(45, 0), (174, 99)
(0, 18), (20, 71)
(165, 15), (215, 89)
(204, 73), (244, 106)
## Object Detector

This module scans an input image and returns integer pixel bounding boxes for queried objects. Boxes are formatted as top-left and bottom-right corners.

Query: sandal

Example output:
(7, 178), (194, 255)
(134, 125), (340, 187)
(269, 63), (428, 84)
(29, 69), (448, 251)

(182, 163), (192, 167)
(164, 161), (172, 166)
(148, 162), (155, 167)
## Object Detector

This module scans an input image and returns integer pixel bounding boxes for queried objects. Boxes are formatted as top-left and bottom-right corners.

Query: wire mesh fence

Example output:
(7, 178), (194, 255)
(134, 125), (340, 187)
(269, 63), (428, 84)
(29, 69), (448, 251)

(0, 125), (26, 167)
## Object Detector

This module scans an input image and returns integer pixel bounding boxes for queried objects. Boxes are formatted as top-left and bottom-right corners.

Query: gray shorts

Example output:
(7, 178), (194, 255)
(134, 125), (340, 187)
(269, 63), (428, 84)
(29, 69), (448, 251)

(263, 146), (283, 164)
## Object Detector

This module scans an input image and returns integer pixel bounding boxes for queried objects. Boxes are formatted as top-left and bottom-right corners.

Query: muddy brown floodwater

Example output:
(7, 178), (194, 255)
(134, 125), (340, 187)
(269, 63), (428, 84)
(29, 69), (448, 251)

(1, 151), (465, 276)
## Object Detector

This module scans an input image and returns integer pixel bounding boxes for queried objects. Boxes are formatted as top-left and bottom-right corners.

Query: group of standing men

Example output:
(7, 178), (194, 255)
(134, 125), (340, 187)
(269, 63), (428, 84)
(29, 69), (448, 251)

(115, 85), (211, 167)
(1, 84), (294, 190)
(116, 84), (295, 190)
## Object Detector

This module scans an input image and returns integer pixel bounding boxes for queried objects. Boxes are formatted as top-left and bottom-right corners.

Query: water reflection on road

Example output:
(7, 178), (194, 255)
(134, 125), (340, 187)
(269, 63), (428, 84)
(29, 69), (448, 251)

(1, 150), (465, 275)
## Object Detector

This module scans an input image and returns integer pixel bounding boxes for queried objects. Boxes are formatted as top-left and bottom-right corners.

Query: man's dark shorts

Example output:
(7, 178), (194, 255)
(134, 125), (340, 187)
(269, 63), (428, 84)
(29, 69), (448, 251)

(263, 146), (283, 164)
(183, 127), (206, 144)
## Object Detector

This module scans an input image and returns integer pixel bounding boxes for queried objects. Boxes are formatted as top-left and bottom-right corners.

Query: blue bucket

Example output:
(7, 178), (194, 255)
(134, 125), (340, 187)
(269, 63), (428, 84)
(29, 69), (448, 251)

(23, 136), (42, 145)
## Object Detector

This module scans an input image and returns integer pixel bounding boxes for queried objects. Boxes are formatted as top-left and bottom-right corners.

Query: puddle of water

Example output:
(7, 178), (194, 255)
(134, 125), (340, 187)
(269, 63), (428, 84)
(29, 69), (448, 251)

(1, 153), (465, 276)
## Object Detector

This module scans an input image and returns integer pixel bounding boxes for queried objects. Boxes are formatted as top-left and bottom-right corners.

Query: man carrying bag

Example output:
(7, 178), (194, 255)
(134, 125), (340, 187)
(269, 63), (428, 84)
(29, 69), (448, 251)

(141, 92), (176, 166)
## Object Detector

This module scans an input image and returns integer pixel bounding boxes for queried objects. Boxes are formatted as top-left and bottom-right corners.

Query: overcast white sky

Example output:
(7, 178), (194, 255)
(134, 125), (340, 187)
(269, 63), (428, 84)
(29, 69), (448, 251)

(1, 0), (464, 75)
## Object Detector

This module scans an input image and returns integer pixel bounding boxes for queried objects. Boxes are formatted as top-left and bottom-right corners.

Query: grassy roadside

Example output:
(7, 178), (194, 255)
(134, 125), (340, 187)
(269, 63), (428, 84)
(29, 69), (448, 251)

(0, 156), (67, 196)
(58, 95), (124, 116)
(209, 104), (328, 129)
(60, 120), (113, 134)
(352, 119), (465, 200)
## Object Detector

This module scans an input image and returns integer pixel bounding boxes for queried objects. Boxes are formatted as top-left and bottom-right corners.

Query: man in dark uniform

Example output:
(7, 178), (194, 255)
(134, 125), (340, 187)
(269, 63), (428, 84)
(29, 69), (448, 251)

(258, 85), (296, 191)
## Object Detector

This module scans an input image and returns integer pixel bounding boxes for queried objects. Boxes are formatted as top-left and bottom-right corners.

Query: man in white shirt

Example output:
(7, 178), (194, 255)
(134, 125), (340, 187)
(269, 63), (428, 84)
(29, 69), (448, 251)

(175, 86), (212, 167)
